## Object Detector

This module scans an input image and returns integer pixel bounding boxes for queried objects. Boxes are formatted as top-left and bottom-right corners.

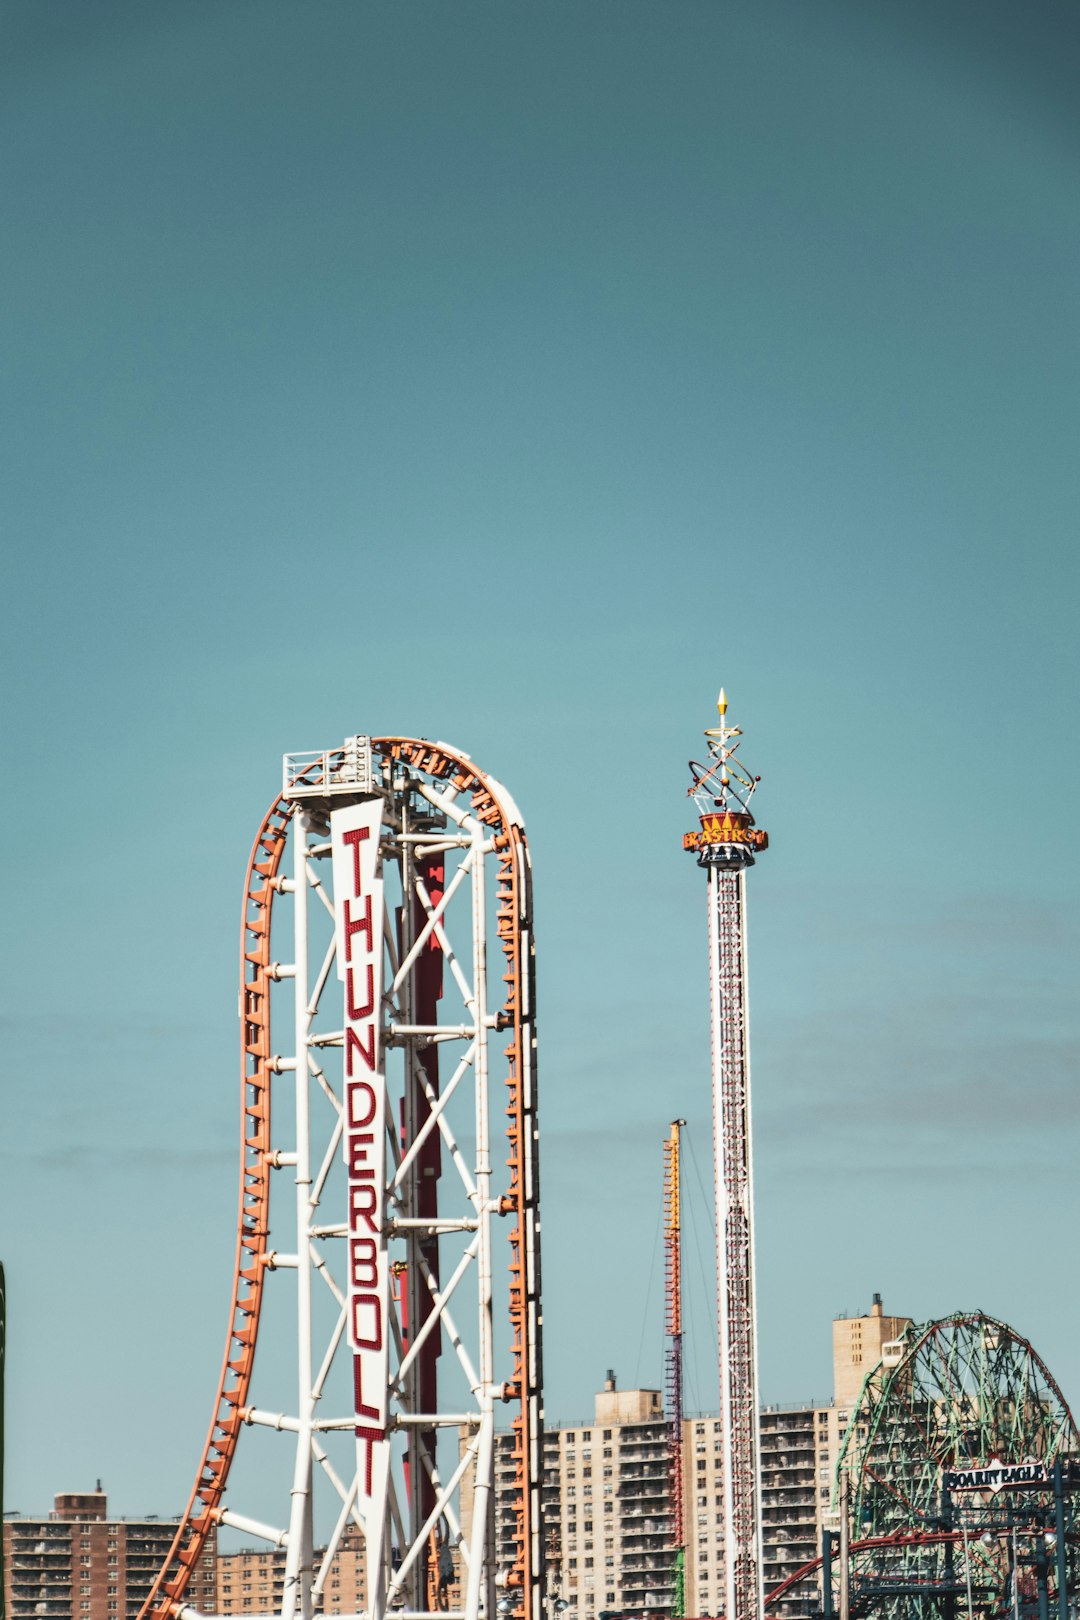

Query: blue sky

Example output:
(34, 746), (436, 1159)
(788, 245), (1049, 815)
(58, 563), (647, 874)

(2, 0), (1078, 1516)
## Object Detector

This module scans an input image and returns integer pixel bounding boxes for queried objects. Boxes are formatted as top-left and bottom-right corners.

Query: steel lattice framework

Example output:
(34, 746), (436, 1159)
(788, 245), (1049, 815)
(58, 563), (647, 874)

(836, 1312), (1080, 1620)
(141, 736), (543, 1620)
(684, 693), (770, 1620)
(664, 1119), (687, 1619)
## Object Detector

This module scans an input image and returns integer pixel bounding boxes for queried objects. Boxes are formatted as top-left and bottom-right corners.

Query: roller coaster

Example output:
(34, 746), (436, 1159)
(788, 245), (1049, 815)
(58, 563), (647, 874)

(766, 1313), (1080, 1620)
(140, 736), (542, 1620)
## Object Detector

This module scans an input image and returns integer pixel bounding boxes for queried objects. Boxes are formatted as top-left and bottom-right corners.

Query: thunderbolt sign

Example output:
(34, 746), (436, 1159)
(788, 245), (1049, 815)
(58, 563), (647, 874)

(332, 800), (390, 1514)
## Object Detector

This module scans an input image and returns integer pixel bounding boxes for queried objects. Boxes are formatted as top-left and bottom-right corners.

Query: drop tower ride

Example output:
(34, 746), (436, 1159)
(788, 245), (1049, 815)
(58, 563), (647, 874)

(683, 693), (768, 1620)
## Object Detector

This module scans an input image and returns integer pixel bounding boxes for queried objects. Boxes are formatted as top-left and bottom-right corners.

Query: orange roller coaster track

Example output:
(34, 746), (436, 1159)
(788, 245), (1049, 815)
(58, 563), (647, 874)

(141, 736), (543, 1620)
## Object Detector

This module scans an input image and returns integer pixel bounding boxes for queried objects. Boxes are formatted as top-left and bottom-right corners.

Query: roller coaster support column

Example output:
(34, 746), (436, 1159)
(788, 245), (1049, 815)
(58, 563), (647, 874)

(1054, 1463), (1069, 1620)
(821, 1527), (837, 1620)
(684, 692), (769, 1620)
(838, 1470), (850, 1620)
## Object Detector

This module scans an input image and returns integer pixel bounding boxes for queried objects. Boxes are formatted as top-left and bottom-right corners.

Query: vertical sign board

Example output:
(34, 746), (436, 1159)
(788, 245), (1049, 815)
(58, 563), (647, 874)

(331, 801), (391, 1523)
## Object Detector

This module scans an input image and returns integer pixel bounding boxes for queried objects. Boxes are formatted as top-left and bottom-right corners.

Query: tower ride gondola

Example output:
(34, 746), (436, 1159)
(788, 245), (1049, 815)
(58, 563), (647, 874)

(141, 737), (544, 1620)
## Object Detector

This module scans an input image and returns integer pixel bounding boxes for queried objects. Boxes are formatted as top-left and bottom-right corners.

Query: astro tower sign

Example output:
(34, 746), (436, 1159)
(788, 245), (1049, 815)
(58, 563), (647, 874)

(684, 693), (769, 1620)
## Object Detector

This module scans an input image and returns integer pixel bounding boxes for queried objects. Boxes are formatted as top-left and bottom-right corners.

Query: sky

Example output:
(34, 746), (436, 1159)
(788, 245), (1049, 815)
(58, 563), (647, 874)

(2, 0), (1079, 1520)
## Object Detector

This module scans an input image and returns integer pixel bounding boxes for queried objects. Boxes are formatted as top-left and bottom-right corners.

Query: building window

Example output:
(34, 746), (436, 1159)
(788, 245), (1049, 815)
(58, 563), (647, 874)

(602, 1430), (611, 1440)
(583, 1467), (591, 1478)
(583, 1522), (592, 1534)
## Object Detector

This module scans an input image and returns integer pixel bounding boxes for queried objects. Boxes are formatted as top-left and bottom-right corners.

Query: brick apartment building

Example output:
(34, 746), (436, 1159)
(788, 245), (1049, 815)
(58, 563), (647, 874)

(2, 1490), (216, 1620)
(0, 1492), (366, 1620)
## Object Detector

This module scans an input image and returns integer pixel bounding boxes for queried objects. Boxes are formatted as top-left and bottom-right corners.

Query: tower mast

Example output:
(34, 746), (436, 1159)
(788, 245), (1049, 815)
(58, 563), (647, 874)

(664, 1120), (687, 1620)
(683, 692), (769, 1620)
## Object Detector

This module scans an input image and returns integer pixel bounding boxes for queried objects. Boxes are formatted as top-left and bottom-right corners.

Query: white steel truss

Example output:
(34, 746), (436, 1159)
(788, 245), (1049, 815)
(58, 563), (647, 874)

(143, 738), (543, 1620)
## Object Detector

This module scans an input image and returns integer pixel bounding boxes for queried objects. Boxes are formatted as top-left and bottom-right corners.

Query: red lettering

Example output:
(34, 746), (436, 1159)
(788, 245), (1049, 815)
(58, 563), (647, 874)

(353, 1355), (381, 1424)
(355, 1424), (382, 1490)
(343, 894), (373, 954)
(350, 1236), (378, 1289)
(349, 1183), (378, 1234)
(352, 1293), (383, 1352)
(348, 1132), (376, 1178)
(346, 963), (375, 1021)
(342, 826), (370, 896)
(345, 1024), (376, 1075)
(345, 1078), (377, 1129)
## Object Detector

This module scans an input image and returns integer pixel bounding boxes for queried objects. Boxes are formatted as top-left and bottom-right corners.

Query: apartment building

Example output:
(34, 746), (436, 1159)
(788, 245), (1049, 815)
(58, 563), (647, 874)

(215, 1527), (367, 1615)
(1, 1490), (370, 1620)
(2, 1490), (217, 1620)
(512, 1296), (911, 1620)
(528, 1377), (673, 1620)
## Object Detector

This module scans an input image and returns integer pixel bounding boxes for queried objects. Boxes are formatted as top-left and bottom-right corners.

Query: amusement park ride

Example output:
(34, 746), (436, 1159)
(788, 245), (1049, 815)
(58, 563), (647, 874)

(141, 737), (543, 1620)
(136, 701), (1080, 1620)
(772, 1311), (1080, 1620)
(683, 692), (770, 1620)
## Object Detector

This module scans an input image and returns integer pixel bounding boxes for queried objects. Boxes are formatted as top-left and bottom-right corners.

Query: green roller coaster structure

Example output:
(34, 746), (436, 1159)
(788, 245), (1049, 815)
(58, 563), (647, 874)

(833, 1311), (1080, 1620)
